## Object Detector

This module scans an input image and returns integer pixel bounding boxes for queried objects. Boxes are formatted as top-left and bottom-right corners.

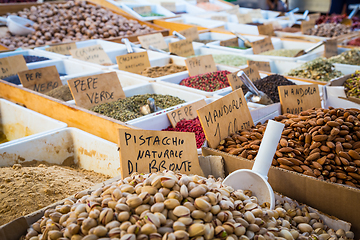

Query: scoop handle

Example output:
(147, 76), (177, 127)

(349, 5), (359, 19)
(252, 120), (284, 180)
(122, 38), (134, 54)
(304, 41), (324, 54)
(237, 71), (260, 96)
(0, 17), (8, 24)
(173, 31), (186, 40)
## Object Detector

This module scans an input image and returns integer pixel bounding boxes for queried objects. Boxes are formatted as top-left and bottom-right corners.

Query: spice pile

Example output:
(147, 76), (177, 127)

(140, 64), (187, 78)
(287, 58), (343, 82)
(261, 49), (303, 57)
(228, 46), (248, 50)
(328, 49), (360, 66)
(316, 14), (360, 30)
(217, 107), (360, 188)
(344, 70), (360, 98)
(0, 162), (110, 226)
(45, 84), (74, 101)
(1, 1), (155, 49)
(23, 55), (50, 63)
(2, 72), (67, 85)
(162, 117), (205, 148)
(139, 13), (165, 17)
(0, 131), (9, 144)
(91, 94), (185, 122)
(196, 2), (223, 11)
(277, 27), (300, 33)
(305, 23), (351, 37)
(23, 171), (355, 240)
(194, 39), (215, 44)
(179, 70), (231, 92)
(212, 54), (248, 67)
(347, 37), (360, 46)
(241, 74), (296, 103)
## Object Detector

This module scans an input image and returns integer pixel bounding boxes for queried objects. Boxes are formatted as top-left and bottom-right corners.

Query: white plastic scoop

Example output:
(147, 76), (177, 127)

(0, 16), (35, 36)
(223, 120), (285, 209)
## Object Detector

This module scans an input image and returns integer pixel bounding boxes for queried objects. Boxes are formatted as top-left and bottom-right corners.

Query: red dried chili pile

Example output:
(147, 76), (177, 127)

(162, 117), (205, 149)
(179, 70), (231, 92)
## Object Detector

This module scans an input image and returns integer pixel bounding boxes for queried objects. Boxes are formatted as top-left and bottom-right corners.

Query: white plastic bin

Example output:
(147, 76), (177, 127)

(166, 16), (226, 29)
(0, 99), (67, 148)
(117, 2), (176, 21)
(0, 127), (121, 177)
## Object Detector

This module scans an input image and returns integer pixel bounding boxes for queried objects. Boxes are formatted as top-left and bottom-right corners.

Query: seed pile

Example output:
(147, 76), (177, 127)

(1, 1), (155, 49)
(241, 74), (296, 103)
(287, 58), (344, 82)
(194, 39), (215, 44)
(196, 2), (223, 11)
(212, 54), (248, 67)
(140, 64), (187, 78)
(45, 84), (73, 101)
(328, 49), (360, 66)
(23, 171), (354, 240)
(305, 23), (351, 37)
(23, 55), (50, 63)
(261, 49), (303, 57)
(344, 70), (360, 98)
(179, 70), (231, 92)
(91, 94), (185, 122)
(217, 107), (360, 189)
(227, 46), (248, 50)
(347, 37), (360, 46)
(0, 162), (110, 226)
(139, 13), (165, 17)
(162, 117), (205, 149)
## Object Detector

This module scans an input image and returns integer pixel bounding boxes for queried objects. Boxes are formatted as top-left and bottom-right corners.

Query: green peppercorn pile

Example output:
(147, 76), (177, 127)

(90, 94), (185, 122)
(179, 70), (231, 92)
(328, 49), (360, 66)
(344, 70), (360, 98)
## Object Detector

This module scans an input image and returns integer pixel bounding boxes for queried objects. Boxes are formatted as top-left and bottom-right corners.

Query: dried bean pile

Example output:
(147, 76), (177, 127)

(1, 1), (155, 49)
(23, 171), (354, 240)
(90, 94), (185, 122)
(140, 64), (187, 78)
(328, 49), (360, 66)
(241, 74), (296, 103)
(217, 107), (360, 188)
(344, 70), (360, 98)
(179, 70), (231, 92)
(305, 23), (351, 37)
(162, 117), (205, 148)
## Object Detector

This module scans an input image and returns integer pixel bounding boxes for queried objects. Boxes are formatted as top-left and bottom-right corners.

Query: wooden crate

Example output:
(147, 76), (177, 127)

(0, 0), (169, 51)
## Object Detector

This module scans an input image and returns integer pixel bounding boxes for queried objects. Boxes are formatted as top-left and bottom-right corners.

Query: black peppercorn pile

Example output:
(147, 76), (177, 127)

(23, 55), (50, 63)
(241, 74), (296, 103)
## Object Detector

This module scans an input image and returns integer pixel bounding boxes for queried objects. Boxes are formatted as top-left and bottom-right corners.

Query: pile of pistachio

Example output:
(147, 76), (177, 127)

(23, 172), (354, 240)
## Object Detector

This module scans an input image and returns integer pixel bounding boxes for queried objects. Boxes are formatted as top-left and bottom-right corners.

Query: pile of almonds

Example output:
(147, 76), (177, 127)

(23, 171), (354, 240)
(217, 107), (360, 189)
(1, 1), (156, 49)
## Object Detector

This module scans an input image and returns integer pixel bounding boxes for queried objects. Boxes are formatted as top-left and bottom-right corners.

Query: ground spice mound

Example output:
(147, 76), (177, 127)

(140, 64), (187, 78)
(0, 162), (110, 226)
(45, 84), (73, 101)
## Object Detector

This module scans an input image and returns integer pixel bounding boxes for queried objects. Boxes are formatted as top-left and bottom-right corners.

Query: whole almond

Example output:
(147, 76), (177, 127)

(313, 135), (328, 142)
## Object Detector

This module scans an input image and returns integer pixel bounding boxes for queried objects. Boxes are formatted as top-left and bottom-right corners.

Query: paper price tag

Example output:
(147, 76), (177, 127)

(161, 2), (176, 12)
(0, 55), (28, 80)
(308, 13), (320, 21)
(138, 33), (168, 50)
(185, 55), (217, 77)
(257, 24), (274, 36)
(45, 42), (77, 55)
(116, 52), (151, 74)
(133, 6), (152, 15)
(301, 20), (316, 34)
(18, 66), (62, 93)
(118, 129), (202, 179)
(251, 37), (274, 54)
(226, 66), (261, 90)
(247, 60), (271, 72)
(236, 13), (252, 24)
(67, 72), (125, 109)
(249, 9), (263, 19)
(211, 15), (228, 22)
(226, 6), (239, 15)
(169, 39), (195, 57)
(167, 99), (207, 127)
(197, 89), (254, 148)
(324, 39), (338, 58)
(179, 27), (199, 41)
(220, 37), (239, 47)
(278, 84), (321, 115)
(70, 44), (112, 65)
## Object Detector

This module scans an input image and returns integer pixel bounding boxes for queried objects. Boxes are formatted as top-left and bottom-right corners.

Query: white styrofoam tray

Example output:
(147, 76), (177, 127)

(156, 65), (240, 97)
(206, 35), (283, 54)
(35, 39), (127, 58)
(0, 127), (121, 177)
(109, 55), (189, 82)
(165, 15), (226, 29)
(0, 49), (65, 61)
(115, 2), (176, 21)
(0, 99), (67, 148)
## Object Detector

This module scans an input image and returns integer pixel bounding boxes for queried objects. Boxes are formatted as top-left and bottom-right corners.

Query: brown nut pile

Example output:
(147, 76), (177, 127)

(217, 107), (360, 189)
(305, 23), (351, 38)
(23, 171), (354, 240)
(1, 1), (156, 49)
